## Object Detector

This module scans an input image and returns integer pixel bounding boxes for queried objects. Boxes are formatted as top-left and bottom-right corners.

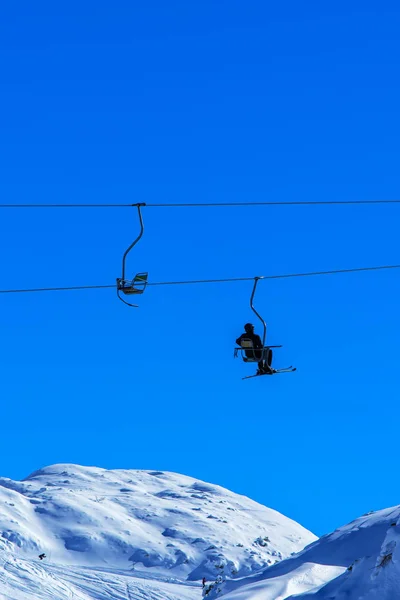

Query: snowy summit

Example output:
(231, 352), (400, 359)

(0, 463), (315, 599)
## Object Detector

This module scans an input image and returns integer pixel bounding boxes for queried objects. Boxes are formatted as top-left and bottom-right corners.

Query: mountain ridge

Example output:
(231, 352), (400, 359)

(0, 463), (315, 592)
(211, 504), (400, 599)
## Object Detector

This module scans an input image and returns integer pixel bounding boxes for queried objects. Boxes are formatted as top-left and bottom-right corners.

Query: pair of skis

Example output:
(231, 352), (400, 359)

(242, 367), (296, 380)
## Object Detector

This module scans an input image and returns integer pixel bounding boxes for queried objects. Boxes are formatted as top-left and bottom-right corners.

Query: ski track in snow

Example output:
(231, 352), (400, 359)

(0, 556), (201, 600)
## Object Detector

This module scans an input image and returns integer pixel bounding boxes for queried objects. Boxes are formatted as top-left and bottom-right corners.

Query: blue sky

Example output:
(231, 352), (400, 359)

(1, 1), (400, 537)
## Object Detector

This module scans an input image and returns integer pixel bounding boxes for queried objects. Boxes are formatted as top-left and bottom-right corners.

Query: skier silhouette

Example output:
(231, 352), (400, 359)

(236, 323), (273, 374)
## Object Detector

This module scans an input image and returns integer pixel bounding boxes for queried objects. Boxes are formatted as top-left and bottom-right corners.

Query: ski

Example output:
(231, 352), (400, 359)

(242, 367), (296, 380)
(275, 366), (296, 374)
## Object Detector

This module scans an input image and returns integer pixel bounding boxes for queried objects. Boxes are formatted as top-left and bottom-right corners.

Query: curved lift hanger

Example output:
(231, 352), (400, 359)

(235, 277), (296, 378)
(116, 203), (148, 308)
(250, 276), (268, 348)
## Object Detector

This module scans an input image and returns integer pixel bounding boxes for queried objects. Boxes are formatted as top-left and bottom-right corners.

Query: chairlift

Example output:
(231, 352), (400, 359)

(116, 203), (148, 307)
(234, 277), (296, 379)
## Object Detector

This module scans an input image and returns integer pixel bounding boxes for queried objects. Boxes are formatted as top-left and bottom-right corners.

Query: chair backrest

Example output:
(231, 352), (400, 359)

(240, 338), (258, 361)
(123, 272), (148, 295)
(240, 339), (254, 348)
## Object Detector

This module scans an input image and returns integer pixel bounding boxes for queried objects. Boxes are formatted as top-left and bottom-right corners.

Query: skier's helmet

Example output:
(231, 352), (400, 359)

(244, 323), (254, 332)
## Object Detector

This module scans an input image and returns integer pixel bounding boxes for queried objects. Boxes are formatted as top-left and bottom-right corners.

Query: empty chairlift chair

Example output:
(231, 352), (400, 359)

(116, 203), (148, 307)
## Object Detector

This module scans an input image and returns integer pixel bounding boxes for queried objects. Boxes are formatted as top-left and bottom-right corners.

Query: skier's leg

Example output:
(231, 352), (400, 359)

(260, 349), (274, 374)
(256, 349), (264, 374)
(266, 349), (276, 373)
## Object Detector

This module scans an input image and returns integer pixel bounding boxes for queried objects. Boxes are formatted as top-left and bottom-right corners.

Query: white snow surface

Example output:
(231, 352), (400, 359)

(0, 463), (315, 599)
(0, 557), (200, 600)
(213, 505), (400, 600)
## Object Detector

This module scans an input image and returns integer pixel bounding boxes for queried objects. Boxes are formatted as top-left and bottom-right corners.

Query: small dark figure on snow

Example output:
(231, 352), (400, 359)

(202, 577), (207, 588)
(236, 323), (273, 375)
(38, 553), (46, 560)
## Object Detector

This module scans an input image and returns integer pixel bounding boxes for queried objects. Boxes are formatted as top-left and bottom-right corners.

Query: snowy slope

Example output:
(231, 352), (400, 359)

(0, 464), (315, 599)
(213, 505), (400, 600)
(0, 556), (201, 600)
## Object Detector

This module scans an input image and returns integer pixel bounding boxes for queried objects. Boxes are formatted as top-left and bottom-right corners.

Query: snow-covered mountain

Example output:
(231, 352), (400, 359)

(0, 464), (315, 599)
(213, 505), (400, 600)
(3, 463), (399, 600)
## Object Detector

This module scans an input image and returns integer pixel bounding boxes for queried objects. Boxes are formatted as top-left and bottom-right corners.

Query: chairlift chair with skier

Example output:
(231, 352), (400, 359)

(234, 278), (296, 380)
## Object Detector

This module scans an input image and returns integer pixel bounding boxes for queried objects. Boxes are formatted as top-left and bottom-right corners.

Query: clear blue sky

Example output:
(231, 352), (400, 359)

(1, 1), (400, 537)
